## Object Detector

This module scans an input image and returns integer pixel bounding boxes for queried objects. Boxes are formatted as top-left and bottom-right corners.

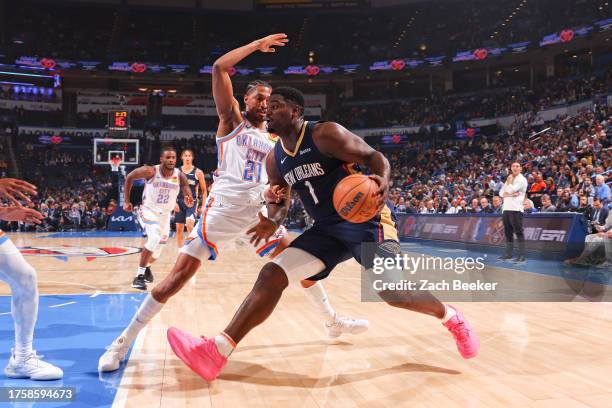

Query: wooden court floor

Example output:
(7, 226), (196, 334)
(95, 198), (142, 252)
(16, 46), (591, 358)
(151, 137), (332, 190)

(1, 233), (612, 408)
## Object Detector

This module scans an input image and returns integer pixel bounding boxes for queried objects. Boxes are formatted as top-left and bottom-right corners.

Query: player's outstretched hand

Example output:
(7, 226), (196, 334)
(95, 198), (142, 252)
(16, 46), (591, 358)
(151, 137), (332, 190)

(0, 178), (37, 205)
(124, 202), (133, 212)
(369, 175), (389, 211)
(253, 33), (288, 53)
(247, 212), (277, 247)
(0, 206), (44, 224)
(264, 185), (288, 204)
(184, 195), (194, 208)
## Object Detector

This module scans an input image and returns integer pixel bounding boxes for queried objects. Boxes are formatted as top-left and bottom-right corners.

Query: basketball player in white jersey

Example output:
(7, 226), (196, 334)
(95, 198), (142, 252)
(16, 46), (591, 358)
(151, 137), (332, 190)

(174, 149), (207, 248)
(124, 146), (194, 290)
(99, 34), (366, 373)
(0, 178), (63, 380)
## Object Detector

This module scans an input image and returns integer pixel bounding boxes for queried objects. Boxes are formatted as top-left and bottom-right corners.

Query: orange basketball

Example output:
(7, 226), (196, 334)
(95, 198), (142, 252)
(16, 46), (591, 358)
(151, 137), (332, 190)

(333, 174), (379, 223)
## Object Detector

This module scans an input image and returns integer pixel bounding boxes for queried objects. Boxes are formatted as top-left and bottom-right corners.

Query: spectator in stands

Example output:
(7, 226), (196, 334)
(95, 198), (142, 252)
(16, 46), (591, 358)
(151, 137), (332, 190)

(588, 198), (609, 234)
(528, 173), (547, 208)
(593, 175), (611, 205)
(556, 191), (576, 212)
(420, 199), (436, 214)
(564, 211), (612, 267)
(540, 194), (557, 213)
(445, 198), (459, 214)
(479, 197), (493, 213)
(457, 199), (468, 214)
(467, 198), (481, 213)
(575, 195), (591, 216)
(491, 196), (503, 214)
(523, 199), (538, 214)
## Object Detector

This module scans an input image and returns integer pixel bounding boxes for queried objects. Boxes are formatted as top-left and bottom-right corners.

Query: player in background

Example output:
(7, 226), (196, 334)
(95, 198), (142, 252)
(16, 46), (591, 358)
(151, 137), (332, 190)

(124, 147), (193, 290)
(175, 149), (207, 247)
(0, 178), (63, 380)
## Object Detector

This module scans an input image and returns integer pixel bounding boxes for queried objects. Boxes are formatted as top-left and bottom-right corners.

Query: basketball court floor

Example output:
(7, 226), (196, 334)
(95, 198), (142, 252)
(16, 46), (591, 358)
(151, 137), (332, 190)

(1, 231), (611, 407)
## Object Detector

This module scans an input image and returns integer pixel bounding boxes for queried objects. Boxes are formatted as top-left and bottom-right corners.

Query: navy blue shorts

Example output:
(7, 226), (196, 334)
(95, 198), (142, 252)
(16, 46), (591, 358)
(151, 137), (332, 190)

(290, 204), (399, 281)
(174, 202), (195, 224)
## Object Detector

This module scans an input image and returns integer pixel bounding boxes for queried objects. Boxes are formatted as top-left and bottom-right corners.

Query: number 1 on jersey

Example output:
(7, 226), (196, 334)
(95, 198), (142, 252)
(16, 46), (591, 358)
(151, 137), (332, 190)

(304, 180), (319, 204)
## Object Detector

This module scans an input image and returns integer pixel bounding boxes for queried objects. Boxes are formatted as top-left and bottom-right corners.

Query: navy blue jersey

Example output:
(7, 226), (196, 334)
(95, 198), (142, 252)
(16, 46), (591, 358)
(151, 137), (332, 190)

(275, 121), (355, 223)
(177, 166), (199, 206)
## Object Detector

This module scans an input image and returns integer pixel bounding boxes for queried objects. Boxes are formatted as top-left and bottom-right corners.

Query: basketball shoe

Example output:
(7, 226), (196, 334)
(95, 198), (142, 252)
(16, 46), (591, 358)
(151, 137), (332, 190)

(325, 314), (370, 338)
(167, 327), (227, 382)
(144, 267), (154, 283)
(4, 349), (63, 380)
(132, 274), (147, 290)
(443, 305), (480, 359)
(98, 336), (130, 372)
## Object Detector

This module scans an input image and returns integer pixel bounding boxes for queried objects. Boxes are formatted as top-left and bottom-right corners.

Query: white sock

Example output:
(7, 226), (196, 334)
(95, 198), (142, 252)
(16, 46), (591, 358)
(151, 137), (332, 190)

(137, 266), (146, 276)
(303, 281), (336, 324)
(119, 294), (163, 345)
(14, 341), (33, 360)
(214, 332), (235, 358)
(441, 304), (457, 324)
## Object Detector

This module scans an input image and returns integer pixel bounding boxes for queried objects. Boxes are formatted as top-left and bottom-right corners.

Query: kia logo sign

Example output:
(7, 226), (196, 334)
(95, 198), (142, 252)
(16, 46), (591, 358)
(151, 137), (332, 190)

(391, 134), (402, 144)
(111, 215), (134, 222)
(227, 67), (237, 76)
(466, 128), (475, 137)
(40, 58), (56, 69)
(131, 62), (147, 73)
(390, 59), (406, 70)
(305, 65), (320, 76)
(559, 29), (574, 43)
(473, 48), (488, 60)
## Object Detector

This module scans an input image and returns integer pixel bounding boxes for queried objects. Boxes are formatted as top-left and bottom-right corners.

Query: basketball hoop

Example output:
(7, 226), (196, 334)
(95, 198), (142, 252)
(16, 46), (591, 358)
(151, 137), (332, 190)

(109, 157), (122, 172)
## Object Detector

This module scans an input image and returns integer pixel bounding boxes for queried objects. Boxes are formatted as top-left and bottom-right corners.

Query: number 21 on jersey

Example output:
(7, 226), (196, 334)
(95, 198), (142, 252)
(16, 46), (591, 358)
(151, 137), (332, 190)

(243, 160), (262, 182)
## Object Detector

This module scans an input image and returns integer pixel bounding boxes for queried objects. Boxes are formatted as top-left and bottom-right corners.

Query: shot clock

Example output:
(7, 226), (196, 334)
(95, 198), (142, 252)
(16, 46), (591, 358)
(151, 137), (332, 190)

(108, 110), (130, 131)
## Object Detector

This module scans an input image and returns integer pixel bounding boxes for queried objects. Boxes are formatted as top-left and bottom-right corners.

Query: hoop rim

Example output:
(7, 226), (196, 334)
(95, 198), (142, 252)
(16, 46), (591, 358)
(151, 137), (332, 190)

(109, 157), (122, 171)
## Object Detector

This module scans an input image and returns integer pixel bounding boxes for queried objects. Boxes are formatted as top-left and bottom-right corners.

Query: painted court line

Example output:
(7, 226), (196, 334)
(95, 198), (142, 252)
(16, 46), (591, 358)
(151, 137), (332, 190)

(49, 301), (77, 308)
(112, 325), (148, 408)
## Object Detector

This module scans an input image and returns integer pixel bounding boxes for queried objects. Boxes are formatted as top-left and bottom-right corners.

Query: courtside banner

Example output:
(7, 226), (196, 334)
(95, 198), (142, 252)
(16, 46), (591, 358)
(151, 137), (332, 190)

(396, 213), (587, 255)
(360, 214), (609, 302)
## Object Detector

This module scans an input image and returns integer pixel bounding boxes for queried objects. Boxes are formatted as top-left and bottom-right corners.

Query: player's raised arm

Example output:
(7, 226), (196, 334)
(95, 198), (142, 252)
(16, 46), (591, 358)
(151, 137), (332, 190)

(313, 122), (390, 209)
(124, 166), (155, 211)
(212, 34), (288, 135)
(179, 171), (194, 208)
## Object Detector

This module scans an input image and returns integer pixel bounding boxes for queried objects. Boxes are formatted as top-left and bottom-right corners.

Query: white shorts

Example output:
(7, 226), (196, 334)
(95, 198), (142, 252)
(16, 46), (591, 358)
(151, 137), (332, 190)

(140, 206), (171, 251)
(179, 192), (287, 262)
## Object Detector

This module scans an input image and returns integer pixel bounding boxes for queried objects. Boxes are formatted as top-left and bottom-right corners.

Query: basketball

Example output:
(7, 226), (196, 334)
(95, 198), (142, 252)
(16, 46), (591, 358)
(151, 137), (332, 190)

(333, 174), (379, 223)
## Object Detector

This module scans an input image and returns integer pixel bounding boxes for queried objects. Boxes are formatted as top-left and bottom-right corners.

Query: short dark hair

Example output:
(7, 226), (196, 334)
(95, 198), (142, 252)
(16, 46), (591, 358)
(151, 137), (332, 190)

(245, 80), (271, 95)
(272, 86), (305, 116)
(160, 145), (176, 156)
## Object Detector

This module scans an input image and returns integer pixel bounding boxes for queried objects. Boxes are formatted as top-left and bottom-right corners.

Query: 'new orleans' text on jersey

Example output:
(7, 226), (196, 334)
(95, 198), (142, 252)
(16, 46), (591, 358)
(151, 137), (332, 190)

(275, 121), (357, 223)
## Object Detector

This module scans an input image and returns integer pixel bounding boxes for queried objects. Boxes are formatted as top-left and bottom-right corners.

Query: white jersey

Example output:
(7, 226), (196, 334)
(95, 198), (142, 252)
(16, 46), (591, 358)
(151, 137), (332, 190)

(142, 165), (181, 213)
(212, 113), (278, 202)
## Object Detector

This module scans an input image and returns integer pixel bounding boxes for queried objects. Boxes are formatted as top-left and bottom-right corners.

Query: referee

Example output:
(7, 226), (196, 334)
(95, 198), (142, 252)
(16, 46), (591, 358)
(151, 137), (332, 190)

(499, 162), (528, 263)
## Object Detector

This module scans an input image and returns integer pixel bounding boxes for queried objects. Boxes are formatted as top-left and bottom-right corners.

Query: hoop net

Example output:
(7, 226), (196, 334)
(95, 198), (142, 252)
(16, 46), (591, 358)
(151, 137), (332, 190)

(109, 157), (122, 172)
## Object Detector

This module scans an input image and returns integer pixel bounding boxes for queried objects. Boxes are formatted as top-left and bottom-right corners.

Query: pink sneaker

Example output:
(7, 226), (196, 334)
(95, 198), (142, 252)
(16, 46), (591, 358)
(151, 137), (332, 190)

(442, 306), (480, 359)
(167, 327), (227, 382)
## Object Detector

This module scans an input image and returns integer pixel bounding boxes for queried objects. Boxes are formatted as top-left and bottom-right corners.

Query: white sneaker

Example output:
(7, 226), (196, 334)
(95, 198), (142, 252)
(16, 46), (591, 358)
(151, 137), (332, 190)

(98, 336), (130, 372)
(325, 315), (370, 338)
(4, 350), (63, 380)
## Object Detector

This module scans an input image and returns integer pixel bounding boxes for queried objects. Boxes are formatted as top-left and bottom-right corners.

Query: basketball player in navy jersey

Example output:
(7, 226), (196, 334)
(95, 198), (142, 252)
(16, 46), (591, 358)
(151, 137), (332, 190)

(175, 150), (207, 247)
(167, 87), (480, 381)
